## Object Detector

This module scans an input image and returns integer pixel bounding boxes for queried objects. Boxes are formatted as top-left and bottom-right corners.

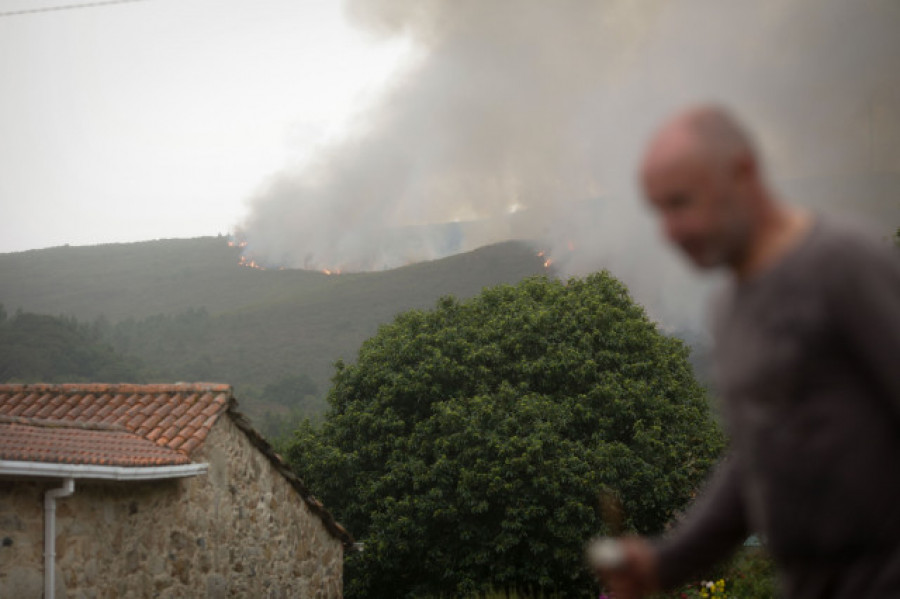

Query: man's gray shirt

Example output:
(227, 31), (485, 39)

(657, 217), (900, 598)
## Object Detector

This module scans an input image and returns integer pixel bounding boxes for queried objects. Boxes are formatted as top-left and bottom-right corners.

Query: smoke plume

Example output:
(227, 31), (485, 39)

(238, 0), (900, 329)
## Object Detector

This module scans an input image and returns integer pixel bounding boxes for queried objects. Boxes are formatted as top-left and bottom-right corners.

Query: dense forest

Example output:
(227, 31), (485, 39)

(0, 307), (141, 384)
(0, 237), (548, 437)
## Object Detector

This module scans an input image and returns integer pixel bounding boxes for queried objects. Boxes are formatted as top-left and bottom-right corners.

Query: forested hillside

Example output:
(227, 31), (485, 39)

(0, 308), (141, 384)
(0, 237), (548, 434)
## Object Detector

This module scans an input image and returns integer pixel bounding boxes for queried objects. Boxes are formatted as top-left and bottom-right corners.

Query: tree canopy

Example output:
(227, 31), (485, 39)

(286, 274), (724, 598)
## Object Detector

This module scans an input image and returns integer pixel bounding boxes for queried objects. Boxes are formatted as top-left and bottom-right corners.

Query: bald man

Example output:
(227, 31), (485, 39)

(600, 106), (900, 598)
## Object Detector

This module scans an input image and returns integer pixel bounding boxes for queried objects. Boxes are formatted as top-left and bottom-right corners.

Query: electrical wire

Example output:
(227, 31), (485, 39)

(0, 0), (153, 18)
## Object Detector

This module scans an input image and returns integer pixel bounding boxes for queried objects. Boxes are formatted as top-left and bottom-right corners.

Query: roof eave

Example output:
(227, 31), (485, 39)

(0, 460), (208, 481)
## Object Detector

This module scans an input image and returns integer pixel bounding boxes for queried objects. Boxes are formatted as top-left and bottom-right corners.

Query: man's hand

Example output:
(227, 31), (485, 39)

(596, 537), (660, 599)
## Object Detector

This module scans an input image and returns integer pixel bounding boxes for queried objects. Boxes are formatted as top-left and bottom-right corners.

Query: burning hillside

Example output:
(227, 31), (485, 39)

(235, 0), (899, 328)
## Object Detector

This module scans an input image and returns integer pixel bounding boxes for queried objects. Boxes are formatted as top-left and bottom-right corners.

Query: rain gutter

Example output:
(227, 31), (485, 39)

(0, 460), (208, 480)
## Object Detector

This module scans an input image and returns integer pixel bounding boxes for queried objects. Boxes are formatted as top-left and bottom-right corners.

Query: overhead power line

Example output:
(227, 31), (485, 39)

(0, 0), (153, 18)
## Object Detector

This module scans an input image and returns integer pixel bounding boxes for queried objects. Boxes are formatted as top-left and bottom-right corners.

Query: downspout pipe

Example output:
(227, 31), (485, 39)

(44, 478), (74, 599)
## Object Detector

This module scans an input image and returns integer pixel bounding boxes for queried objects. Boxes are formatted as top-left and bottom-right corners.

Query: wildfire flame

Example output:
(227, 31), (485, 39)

(321, 268), (342, 276)
(227, 240), (249, 248)
(536, 249), (553, 269)
(238, 255), (265, 270)
(536, 242), (575, 270)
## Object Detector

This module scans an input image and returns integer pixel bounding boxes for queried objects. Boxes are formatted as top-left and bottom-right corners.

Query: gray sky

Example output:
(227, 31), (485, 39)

(1, 0), (897, 270)
(0, 0), (410, 253)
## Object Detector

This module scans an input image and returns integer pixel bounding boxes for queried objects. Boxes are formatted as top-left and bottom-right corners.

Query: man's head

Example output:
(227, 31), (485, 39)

(640, 105), (767, 269)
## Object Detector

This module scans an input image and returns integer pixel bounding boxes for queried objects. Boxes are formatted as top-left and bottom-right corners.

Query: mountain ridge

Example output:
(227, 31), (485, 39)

(0, 236), (550, 425)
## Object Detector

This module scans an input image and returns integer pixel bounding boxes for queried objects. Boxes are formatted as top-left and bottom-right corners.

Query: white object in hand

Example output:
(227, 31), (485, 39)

(587, 538), (626, 570)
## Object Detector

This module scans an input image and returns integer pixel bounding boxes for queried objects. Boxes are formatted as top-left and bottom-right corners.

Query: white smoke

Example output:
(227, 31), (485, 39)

(238, 0), (900, 328)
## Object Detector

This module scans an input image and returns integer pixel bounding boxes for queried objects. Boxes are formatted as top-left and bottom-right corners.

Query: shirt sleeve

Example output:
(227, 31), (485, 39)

(654, 455), (749, 589)
(830, 235), (900, 419)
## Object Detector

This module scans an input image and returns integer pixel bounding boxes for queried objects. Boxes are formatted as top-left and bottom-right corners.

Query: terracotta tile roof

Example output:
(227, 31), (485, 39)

(0, 383), (230, 466)
(0, 382), (354, 546)
(0, 416), (190, 466)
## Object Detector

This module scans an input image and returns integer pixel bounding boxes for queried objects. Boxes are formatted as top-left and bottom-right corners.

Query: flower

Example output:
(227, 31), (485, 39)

(698, 578), (728, 598)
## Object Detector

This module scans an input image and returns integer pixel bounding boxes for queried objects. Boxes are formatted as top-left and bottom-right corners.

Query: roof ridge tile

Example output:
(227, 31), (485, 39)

(0, 382), (233, 394)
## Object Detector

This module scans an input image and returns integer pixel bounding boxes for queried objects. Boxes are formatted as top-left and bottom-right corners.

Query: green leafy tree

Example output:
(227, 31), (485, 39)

(288, 274), (724, 598)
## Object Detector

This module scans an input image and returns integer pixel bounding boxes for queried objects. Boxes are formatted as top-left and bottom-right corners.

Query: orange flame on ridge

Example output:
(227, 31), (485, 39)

(238, 255), (265, 270)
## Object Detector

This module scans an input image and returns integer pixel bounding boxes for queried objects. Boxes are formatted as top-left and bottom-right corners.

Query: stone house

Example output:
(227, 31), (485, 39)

(0, 383), (353, 598)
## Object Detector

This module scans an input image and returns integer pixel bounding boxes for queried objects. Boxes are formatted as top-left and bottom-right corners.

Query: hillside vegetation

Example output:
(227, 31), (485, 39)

(0, 237), (547, 427)
(0, 308), (141, 384)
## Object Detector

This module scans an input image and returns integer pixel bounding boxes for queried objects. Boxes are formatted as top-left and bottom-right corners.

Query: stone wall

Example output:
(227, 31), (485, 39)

(0, 415), (343, 598)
